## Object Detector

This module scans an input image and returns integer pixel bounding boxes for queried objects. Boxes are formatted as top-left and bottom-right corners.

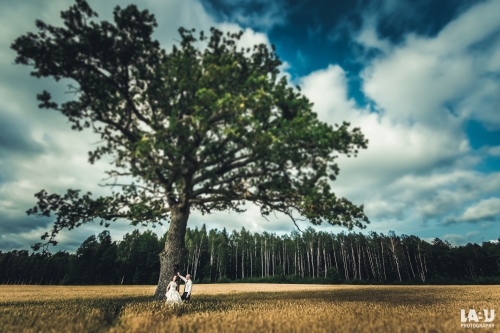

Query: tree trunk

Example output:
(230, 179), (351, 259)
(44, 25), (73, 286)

(260, 240), (264, 277)
(154, 205), (190, 299)
(323, 248), (327, 278)
(241, 245), (244, 279)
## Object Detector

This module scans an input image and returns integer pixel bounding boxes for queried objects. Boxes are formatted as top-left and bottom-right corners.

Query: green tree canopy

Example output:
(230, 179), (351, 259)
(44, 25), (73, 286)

(12, 0), (369, 297)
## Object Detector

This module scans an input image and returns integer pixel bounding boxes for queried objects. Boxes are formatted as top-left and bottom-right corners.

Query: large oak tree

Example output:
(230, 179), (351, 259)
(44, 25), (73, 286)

(12, 0), (369, 298)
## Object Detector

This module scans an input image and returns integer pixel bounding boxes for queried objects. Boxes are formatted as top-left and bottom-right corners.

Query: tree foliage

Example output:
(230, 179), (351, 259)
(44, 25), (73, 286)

(12, 0), (368, 254)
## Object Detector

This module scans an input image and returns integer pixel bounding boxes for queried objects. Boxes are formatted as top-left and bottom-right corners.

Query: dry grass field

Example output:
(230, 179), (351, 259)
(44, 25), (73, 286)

(0, 284), (498, 333)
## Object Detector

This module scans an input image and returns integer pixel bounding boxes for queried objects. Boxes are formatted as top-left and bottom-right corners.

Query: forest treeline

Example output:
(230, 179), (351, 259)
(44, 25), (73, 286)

(1, 226), (499, 285)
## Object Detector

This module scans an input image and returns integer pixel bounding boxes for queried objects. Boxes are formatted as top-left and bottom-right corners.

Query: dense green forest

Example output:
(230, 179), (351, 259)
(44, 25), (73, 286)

(1, 227), (499, 285)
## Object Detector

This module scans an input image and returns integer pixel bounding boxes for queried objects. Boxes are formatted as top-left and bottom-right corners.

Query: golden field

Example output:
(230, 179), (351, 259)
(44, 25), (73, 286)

(0, 284), (498, 333)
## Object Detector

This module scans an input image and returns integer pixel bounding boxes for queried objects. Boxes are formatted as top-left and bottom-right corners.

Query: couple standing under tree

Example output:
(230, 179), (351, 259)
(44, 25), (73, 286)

(165, 272), (192, 305)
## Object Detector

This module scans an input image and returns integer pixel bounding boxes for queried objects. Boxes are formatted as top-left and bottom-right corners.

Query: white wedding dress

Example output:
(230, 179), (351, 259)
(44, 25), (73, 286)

(165, 282), (182, 304)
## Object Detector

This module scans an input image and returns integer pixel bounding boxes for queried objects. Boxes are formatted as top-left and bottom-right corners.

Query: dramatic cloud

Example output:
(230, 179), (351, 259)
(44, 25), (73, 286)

(200, 0), (289, 31)
(0, 0), (499, 251)
(360, 0), (500, 129)
(461, 197), (500, 221)
(298, 0), (500, 239)
(444, 197), (500, 224)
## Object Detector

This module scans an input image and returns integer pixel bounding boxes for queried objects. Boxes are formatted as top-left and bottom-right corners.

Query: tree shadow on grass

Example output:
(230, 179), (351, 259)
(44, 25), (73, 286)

(0, 287), (446, 327)
(197, 287), (445, 308)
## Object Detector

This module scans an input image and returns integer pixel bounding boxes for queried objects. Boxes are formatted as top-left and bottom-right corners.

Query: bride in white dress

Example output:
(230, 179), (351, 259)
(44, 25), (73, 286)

(165, 276), (182, 305)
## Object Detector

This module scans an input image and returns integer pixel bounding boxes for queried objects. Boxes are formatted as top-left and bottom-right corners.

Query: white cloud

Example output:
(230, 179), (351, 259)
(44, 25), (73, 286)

(216, 23), (271, 49)
(355, 17), (392, 55)
(442, 230), (484, 246)
(395, 171), (500, 219)
(298, 0), (500, 236)
(360, 0), (500, 129)
(481, 221), (494, 228)
(299, 64), (472, 200)
(489, 146), (500, 157)
(461, 197), (500, 222)
(442, 234), (465, 246)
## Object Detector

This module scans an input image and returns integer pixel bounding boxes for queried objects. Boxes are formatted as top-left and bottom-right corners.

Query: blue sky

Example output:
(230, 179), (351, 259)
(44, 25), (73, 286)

(0, 0), (499, 252)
